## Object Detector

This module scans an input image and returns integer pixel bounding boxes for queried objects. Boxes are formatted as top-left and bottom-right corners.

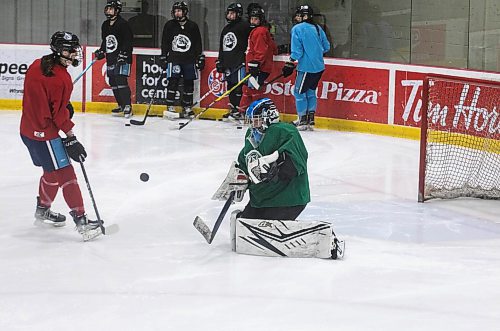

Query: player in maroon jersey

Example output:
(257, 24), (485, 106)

(239, 6), (277, 112)
(20, 31), (101, 241)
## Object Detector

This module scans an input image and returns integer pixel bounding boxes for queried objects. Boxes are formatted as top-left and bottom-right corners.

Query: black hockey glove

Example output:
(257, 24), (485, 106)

(63, 136), (87, 163)
(94, 49), (105, 60)
(248, 61), (260, 77)
(215, 59), (224, 73)
(282, 61), (296, 78)
(117, 51), (128, 64)
(67, 102), (74, 119)
(276, 152), (297, 181)
(196, 54), (206, 70)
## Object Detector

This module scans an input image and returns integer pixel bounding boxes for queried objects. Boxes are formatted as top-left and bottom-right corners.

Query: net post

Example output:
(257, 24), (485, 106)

(418, 76), (430, 202)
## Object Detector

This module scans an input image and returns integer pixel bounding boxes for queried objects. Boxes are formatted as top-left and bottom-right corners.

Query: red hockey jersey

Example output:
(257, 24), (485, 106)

(20, 58), (74, 141)
(246, 26), (277, 74)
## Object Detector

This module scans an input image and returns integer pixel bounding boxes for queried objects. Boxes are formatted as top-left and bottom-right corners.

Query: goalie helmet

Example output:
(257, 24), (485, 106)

(245, 98), (280, 137)
(50, 31), (82, 67)
(171, 1), (189, 21)
(226, 3), (243, 22)
(105, 0), (122, 19)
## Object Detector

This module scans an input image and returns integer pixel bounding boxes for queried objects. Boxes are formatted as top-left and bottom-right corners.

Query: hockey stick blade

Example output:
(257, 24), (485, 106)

(193, 191), (235, 244)
(193, 216), (213, 243)
(130, 118), (146, 126)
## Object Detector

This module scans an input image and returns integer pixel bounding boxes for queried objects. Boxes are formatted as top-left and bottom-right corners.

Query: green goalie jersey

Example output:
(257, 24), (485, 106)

(237, 122), (310, 208)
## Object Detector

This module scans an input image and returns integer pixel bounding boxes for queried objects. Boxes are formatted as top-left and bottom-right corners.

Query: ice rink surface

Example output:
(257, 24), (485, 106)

(1, 110), (499, 331)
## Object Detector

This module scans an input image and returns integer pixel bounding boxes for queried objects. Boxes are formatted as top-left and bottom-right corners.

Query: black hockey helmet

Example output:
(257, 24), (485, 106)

(105, 0), (122, 19)
(171, 1), (189, 21)
(295, 4), (314, 22)
(226, 3), (243, 22)
(249, 7), (266, 26)
(246, 3), (262, 18)
(50, 31), (82, 67)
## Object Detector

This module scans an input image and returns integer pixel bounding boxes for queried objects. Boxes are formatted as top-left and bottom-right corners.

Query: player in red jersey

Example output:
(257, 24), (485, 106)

(239, 6), (277, 112)
(20, 31), (101, 241)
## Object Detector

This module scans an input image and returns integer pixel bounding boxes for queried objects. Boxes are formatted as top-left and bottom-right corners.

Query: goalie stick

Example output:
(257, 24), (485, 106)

(179, 74), (252, 130)
(193, 191), (235, 244)
(78, 160), (119, 237)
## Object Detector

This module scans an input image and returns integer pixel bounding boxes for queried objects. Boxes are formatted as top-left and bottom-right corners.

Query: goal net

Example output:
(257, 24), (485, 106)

(418, 75), (500, 202)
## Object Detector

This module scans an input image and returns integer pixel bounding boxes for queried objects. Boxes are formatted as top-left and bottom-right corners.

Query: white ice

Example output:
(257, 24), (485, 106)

(1, 111), (499, 331)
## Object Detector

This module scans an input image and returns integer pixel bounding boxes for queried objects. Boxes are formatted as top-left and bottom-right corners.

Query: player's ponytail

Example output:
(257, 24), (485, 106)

(41, 54), (57, 77)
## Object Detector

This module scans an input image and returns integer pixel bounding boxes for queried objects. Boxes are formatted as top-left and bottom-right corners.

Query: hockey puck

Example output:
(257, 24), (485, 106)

(140, 173), (149, 182)
(237, 126), (243, 129)
(125, 123), (131, 126)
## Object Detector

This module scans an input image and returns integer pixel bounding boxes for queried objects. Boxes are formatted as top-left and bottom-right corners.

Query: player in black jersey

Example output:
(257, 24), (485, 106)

(217, 3), (251, 121)
(95, 0), (134, 118)
(160, 1), (204, 119)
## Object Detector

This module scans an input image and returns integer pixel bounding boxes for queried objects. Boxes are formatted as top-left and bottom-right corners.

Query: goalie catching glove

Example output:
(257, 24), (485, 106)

(212, 162), (249, 202)
(245, 150), (297, 184)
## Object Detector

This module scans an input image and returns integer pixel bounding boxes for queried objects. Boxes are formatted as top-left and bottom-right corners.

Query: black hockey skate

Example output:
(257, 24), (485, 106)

(293, 114), (309, 131)
(111, 106), (123, 117)
(123, 105), (133, 119)
(331, 234), (345, 260)
(223, 108), (244, 124)
(307, 112), (315, 131)
(70, 211), (102, 241)
(34, 197), (66, 227)
(181, 107), (195, 119)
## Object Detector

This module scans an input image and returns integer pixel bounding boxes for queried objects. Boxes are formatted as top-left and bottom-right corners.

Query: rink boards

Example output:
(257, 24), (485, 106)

(1, 43), (499, 140)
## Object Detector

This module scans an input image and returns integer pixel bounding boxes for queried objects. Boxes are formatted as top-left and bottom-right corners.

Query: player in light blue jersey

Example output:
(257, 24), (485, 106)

(282, 5), (330, 130)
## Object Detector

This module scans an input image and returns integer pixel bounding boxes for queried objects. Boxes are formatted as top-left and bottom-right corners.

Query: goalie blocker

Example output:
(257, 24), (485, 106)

(230, 212), (345, 260)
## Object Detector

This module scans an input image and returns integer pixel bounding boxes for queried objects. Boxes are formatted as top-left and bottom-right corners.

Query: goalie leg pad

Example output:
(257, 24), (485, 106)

(234, 218), (343, 259)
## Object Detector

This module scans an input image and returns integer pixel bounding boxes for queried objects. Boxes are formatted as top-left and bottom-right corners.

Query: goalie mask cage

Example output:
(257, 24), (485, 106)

(418, 74), (500, 202)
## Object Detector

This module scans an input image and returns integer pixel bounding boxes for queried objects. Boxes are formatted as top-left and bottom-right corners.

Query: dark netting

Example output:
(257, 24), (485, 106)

(424, 77), (500, 200)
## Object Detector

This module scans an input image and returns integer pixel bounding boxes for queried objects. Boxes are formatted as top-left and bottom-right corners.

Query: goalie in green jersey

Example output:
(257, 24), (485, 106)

(235, 98), (310, 220)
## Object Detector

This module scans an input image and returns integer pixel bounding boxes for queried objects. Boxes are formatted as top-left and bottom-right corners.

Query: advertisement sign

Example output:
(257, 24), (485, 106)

(200, 60), (389, 124)
(0, 44), (85, 101)
(0, 45), (47, 99)
(427, 78), (500, 139)
(394, 71), (426, 127)
(135, 55), (168, 104)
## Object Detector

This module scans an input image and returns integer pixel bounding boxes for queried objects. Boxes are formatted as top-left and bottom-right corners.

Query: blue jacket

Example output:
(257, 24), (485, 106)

(290, 22), (330, 73)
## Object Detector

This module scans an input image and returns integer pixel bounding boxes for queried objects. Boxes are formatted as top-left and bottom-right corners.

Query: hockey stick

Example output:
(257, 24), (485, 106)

(193, 191), (235, 244)
(129, 70), (165, 126)
(178, 73), (252, 130)
(78, 160), (119, 236)
(72, 58), (98, 85)
(247, 72), (285, 91)
(263, 73), (285, 87)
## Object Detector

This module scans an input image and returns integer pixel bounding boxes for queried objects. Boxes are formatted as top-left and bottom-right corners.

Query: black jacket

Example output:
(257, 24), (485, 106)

(99, 16), (134, 65)
(218, 19), (251, 69)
